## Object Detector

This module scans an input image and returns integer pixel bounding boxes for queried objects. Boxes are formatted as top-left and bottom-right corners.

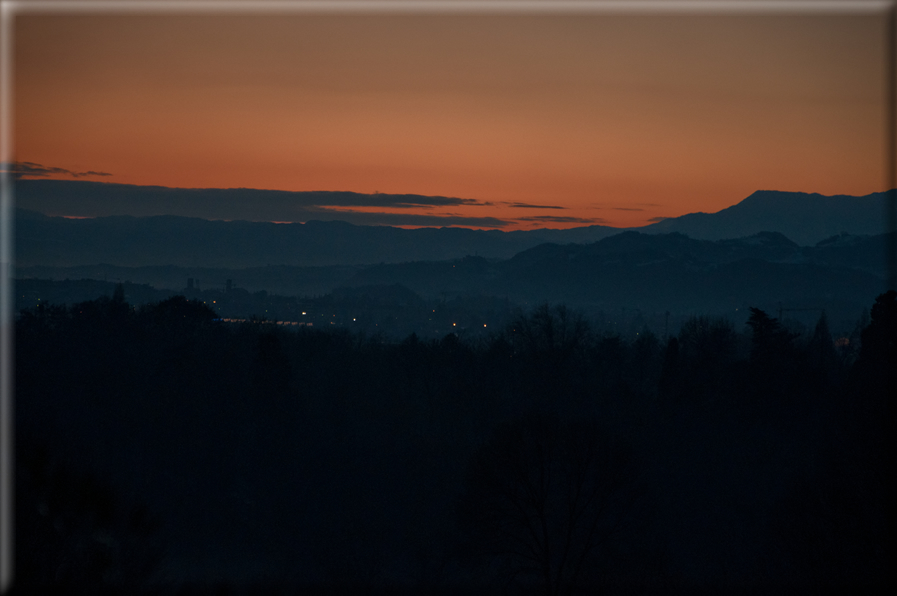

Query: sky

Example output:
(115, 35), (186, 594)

(10, 5), (890, 230)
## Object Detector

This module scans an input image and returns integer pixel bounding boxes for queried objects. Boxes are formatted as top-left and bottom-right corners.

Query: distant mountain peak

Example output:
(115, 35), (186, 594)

(815, 232), (871, 247)
(644, 188), (886, 246)
(735, 231), (799, 247)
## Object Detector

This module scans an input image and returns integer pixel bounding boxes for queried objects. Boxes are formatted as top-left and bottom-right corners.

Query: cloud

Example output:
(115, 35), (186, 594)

(2, 161), (112, 179)
(515, 215), (607, 224)
(288, 190), (485, 208)
(503, 202), (566, 209)
(14, 179), (511, 228)
(589, 202), (661, 209)
(308, 207), (511, 227)
(647, 216), (671, 222)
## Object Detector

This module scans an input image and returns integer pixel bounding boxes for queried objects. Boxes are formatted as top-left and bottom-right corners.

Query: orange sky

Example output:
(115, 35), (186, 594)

(12, 9), (890, 229)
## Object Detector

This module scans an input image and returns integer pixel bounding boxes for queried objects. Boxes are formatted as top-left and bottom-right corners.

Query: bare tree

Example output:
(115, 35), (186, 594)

(456, 412), (641, 595)
(508, 304), (591, 360)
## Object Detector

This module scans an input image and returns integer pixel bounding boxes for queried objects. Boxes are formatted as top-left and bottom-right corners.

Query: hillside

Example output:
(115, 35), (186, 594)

(14, 185), (891, 269)
(644, 190), (887, 245)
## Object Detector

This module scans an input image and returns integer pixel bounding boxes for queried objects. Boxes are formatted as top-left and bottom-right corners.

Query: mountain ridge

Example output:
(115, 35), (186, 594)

(14, 185), (892, 268)
(18, 231), (888, 323)
(642, 189), (887, 245)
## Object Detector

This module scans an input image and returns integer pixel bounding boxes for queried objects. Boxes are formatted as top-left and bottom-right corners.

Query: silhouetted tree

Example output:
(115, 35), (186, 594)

(746, 308), (793, 363)
(849, 306), (871, 355)
(112, 282), (125, 304)
(675, 316), (738, 405)
(805, 310), (840, 388)
(853, 290), (896, 589)
(658, 336), (680, 406)
(506, 304), (593, 410)
(767, 418), (891, 590)
(765, 292), (896, 592)
(626, 326), (661, 397)
(456, 412), (640, 595)
(508, 304), (591, 361)
(858, 290), (897, 375)
(254, 332), (293, 397)
(679, 316), (737, 364)
(139, 295), (216, 329)
(590, 334), (627, 395)
(745, 307), (800, 408)
(20, 290), (881, 592)
(15, 439), (165, 591)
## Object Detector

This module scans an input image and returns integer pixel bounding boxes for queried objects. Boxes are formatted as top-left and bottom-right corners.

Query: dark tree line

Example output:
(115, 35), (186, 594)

(12, 289), (896, 593)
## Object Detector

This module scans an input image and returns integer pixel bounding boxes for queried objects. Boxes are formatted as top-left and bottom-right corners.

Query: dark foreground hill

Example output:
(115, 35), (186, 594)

(14, 291), (896, 592)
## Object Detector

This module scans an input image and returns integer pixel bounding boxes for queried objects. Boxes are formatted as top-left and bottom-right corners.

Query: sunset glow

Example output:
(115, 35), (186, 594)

(13, 10), (889, 229)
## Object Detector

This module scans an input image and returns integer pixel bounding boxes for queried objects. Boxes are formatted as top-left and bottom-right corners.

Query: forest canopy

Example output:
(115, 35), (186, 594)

(13, 290), (896, 593)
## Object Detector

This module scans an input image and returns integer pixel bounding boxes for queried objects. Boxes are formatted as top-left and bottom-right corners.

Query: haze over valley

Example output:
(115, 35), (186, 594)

(16, 182), (890, 338)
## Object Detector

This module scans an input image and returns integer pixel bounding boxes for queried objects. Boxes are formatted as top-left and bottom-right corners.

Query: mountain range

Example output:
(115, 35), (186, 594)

(642, 189), (888, 245)
(14, 182), (891, 326)
(18, 230), (887, 328)
(14, 184), (892, 269)
(331, 231), (886, 315)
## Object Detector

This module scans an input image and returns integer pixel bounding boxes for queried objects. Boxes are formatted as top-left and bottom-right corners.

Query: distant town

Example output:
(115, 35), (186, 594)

(15, 277), (519, 341)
